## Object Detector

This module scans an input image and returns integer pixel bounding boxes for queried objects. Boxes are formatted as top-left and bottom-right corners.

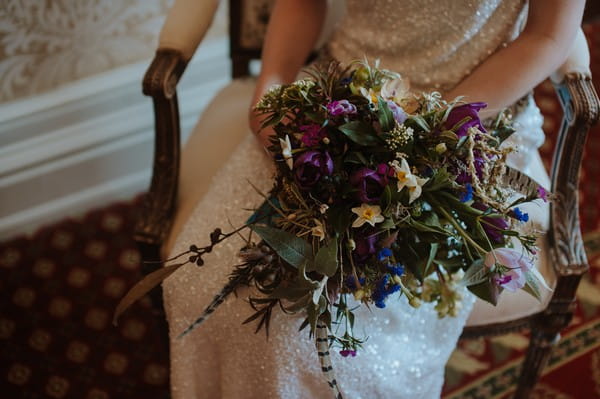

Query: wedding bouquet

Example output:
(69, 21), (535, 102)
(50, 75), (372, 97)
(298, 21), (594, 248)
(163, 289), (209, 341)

(115, 60), (549, 398)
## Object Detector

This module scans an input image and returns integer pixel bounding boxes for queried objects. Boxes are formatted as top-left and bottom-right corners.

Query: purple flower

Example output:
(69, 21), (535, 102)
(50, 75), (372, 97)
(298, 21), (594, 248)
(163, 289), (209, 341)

(294, 151), (334, 190)
(445, 102), (487, 137)
(340, 349), (357, 357)
(386, 100), (407, 124)
(484, 248), (534, 292)
(354, 231), (378, 263)
(537, 186), (548, 202)
(327, 100), (357, 116)
(350, 167), (389, 203)
(299, 124), (326, 147)
(473, 202), (508, 243)
(455, 154), (485, 184)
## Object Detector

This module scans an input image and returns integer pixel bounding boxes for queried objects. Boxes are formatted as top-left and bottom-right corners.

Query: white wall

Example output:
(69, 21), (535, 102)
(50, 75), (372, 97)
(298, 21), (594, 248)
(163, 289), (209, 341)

(0, 1), (230, 240)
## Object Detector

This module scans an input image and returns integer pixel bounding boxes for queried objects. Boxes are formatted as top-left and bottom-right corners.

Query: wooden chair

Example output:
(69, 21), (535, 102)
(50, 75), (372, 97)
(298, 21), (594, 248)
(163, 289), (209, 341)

(134, 1), (600, 397)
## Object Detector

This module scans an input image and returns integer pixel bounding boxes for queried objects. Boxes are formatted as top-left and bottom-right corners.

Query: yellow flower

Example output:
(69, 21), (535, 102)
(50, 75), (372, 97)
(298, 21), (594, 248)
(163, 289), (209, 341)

(351, 204), (385, 228)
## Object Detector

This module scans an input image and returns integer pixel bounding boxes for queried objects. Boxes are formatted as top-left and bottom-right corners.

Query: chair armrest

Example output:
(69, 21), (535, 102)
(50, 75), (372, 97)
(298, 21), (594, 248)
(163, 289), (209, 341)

(134, 49), (187, 259)
(549, 50), (599, 277)
(159, 0), (220, 61)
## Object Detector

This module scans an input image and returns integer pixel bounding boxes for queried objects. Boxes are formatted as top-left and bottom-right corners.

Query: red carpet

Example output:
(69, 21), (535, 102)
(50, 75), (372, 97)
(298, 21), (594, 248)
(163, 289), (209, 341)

(0, 202), (170, 399)
(0, 20), (599, 399)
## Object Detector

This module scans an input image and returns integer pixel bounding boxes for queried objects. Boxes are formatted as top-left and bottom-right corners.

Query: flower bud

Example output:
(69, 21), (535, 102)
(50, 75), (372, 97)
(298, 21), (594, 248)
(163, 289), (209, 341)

(435, 143), (447, 154)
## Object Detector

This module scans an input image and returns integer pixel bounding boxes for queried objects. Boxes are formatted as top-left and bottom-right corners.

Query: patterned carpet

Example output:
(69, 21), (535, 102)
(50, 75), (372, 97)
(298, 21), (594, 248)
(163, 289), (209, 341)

(1, 21), (599, 399)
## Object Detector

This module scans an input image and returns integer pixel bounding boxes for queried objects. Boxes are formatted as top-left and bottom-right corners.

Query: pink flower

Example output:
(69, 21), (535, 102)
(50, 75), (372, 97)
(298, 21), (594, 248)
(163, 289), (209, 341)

(484, 248), (534, 292)
(537, 186), (548, 202)
(299, 124), (326, 146)
(327, 100), (357, 116)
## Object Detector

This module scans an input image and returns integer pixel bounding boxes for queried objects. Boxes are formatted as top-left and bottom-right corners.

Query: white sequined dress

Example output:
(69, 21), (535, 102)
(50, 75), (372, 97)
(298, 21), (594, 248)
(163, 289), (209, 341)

(164, 0), (547, 398)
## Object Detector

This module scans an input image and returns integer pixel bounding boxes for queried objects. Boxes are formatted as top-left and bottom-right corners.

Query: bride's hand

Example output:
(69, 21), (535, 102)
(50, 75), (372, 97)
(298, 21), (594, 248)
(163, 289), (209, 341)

(248, 104), (275, 149)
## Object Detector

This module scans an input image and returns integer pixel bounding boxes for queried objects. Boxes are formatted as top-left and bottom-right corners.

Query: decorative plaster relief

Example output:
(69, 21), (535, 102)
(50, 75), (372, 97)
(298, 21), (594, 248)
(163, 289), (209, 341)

(0, 0), (172, 103)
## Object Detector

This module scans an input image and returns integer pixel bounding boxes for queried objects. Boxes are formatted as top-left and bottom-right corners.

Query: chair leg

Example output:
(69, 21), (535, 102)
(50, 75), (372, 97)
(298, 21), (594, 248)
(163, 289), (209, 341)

(512, 325), (560, 399)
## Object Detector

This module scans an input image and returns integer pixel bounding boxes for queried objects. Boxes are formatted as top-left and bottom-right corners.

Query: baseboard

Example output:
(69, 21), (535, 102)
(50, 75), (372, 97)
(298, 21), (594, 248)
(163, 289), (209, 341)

(0, 37), (231, 241)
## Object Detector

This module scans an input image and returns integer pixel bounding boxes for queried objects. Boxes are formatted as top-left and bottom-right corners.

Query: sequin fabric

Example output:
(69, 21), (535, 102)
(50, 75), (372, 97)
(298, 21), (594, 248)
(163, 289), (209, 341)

(165, 1), (548, 397)
(327, 0), (527, 93)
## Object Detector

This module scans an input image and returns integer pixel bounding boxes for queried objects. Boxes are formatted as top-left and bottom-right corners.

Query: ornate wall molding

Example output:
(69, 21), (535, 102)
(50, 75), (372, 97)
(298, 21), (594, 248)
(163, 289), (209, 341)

(0, 0), (174, 103)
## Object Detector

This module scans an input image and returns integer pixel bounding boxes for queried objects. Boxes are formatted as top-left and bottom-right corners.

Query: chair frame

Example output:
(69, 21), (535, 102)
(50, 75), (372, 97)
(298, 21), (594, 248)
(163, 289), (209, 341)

(133, 2), (600, 397)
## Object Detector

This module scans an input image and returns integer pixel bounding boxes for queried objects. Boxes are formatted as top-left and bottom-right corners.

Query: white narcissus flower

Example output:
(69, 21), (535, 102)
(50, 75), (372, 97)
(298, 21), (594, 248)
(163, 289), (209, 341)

(351, 204), (385, 228)
(279, 135), (293, 169)
(381, 77), (410, 104)
(311, 219), (326, 241)
(390, 158), (417, 192)
(359, 87), (380, 105)
(407, 176), (429, 204)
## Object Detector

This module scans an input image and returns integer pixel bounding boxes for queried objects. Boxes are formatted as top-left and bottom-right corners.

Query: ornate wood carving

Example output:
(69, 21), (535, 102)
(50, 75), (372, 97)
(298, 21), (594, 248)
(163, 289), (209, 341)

(134, 49), (188, 261)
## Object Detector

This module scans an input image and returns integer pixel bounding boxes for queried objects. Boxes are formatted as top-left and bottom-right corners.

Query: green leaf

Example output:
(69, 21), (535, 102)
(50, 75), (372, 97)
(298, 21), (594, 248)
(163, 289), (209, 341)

(408, 115), (431, 132)
(113, 263), (185, 325)
(338, 121), (381, 146)
(251, 225), (313, 268)
(312, 238), (339, 277)
(468, 279), (501, 306)
(246, 197), (280, 226)
(327, 205), (352, 235)
(380, 185), (392, 211)
(460, 259), (488, 286)
(377, 96), (395, 132)
(522, 270), (542, 301)
(424, 243), (439, 276)
(344, 151), (369, 165)
(493, 125), (516, 144)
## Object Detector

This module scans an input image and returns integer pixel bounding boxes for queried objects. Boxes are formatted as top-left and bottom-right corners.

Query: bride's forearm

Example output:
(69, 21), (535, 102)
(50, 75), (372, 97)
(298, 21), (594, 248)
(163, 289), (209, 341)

(445, 0), (585, 119)
(250, 0), (327, 145)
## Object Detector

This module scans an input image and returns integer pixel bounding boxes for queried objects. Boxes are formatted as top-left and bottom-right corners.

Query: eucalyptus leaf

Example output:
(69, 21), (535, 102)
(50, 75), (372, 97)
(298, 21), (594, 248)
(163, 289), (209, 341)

(251, 225), (314, 268)
(338, 121), (381, 146)
(312, 237), (339, 277)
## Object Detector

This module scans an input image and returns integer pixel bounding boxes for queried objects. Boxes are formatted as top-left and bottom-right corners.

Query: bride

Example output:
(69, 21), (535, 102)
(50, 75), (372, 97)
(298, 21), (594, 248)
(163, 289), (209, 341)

(163, 1), (585, 398)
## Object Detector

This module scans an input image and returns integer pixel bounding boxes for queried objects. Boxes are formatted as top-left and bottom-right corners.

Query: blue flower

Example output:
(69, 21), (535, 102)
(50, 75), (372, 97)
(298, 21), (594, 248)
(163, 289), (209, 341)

(512, 207), (529, 222)
(459, 183), (473, 202)
(377, 247), (393, 261)
(345, 275), (365, 291)
(371, 274), (400, 308)
(386, 264), (405, 276)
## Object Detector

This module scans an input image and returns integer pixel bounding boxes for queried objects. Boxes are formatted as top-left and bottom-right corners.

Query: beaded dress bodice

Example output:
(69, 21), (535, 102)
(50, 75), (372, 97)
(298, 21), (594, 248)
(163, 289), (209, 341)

(327, 0), (527, 92)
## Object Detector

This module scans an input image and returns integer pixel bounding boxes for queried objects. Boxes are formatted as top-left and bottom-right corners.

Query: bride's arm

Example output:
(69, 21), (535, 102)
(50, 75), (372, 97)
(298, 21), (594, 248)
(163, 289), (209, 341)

(445, 0), (586, 118)
(249, 0), (327, 146)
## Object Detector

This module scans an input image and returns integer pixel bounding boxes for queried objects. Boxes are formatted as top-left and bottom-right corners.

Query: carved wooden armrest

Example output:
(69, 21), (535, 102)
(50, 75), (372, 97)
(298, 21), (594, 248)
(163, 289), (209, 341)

(134, 49), (188, 259)
(545, 73), (599, 325)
